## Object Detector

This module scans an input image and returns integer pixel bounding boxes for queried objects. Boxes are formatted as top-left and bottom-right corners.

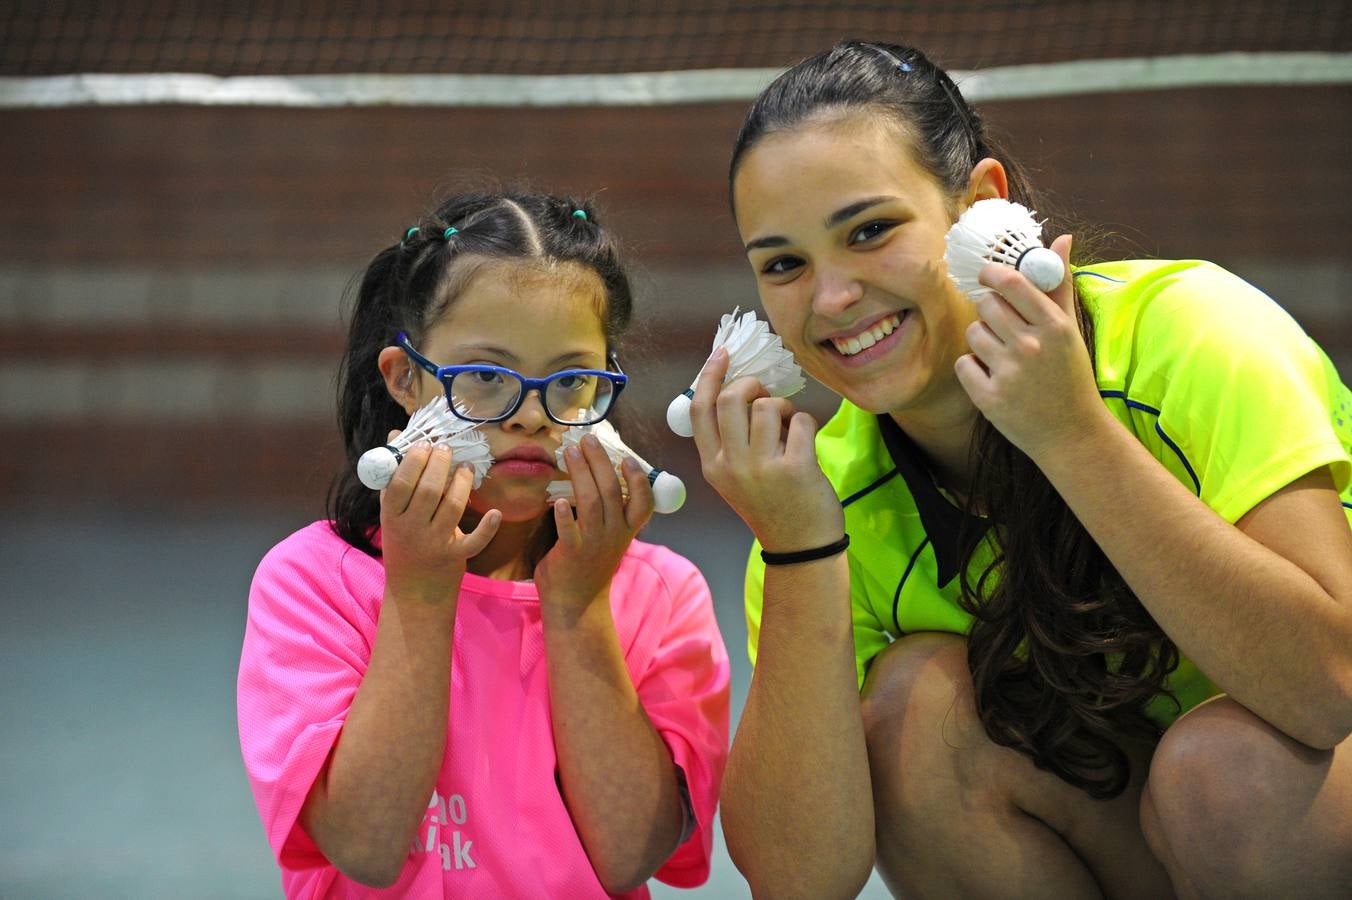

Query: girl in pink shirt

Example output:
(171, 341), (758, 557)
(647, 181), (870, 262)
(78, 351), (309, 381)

(237, 191), (731, 898)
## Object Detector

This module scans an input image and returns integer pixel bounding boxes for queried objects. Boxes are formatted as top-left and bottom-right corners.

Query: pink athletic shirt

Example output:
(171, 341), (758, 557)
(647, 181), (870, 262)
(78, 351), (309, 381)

(238, 521), (730, 898)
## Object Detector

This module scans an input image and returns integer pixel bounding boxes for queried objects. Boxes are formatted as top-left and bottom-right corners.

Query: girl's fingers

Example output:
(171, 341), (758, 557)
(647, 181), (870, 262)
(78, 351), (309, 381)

(406, 442), (454, 521)
(688, 347), (730, 460)
(430, 462), (475, 530)
(564, 445), (602, 528)
(383, 441), (433, 517)
(978, 260), (1058, 326)
(581, 435), (624, 523)
(620, 457), (655, 531)
(458, 508), (502, 557)
(552, 497), (581, 547)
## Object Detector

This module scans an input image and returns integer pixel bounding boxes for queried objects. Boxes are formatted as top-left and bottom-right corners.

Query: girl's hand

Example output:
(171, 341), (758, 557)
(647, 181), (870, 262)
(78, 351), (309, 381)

(379, 438), (501, 604)
(534, 434), (654, 609)
(689, 349), (844, 553)
(954, 234), (1110, 461)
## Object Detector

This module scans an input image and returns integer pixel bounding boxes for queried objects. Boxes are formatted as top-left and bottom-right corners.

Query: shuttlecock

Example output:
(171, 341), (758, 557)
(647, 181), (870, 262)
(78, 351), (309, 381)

(666, 307), (806, 437)
(547, 420), (686, 514)
(357, 397), (494, 491)
(944, 198), (1065, 299)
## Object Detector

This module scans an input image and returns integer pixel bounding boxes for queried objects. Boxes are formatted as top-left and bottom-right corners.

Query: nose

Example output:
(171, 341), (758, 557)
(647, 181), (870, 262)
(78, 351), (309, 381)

(811, 265), (864, 319)
(502, 388), (551, 434)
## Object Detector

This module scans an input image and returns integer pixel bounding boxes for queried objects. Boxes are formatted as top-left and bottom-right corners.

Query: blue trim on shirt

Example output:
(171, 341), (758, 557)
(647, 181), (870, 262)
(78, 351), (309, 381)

(892, 537), (930, 635)
(1099, 391), (1202, 494)
(1073, 270), (1127, 284)
(842, 468), (900, 508)
(1343, 502), (1352, 511)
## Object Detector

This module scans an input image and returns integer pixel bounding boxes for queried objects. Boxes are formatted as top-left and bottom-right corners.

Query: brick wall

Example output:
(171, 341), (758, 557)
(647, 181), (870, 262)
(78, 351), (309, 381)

(2, 86), (1348, 510)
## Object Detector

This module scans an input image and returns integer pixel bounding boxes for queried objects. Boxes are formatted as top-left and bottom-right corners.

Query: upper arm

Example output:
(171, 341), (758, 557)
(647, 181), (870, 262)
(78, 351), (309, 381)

(1236, 466), (1352, 608)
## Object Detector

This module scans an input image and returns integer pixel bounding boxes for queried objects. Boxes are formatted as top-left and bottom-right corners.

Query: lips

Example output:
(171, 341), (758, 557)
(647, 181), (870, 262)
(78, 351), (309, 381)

(496, 445), (554, 464)
(491, 444), (559, 478)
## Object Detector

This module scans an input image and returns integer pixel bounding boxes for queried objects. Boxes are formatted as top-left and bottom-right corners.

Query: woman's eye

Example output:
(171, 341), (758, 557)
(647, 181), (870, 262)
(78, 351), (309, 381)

(850, 221), (895, 244)
(761, 256), (803, 277)
(472, 370), (504, 385)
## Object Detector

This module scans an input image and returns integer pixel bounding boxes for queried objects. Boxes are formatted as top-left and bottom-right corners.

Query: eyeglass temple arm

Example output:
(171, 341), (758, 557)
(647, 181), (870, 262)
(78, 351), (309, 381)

(396, 332), (442, 376)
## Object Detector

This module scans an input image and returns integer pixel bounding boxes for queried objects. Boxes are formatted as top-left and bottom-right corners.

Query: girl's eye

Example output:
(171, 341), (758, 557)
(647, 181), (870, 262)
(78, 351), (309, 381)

(761, 256), (803, 277)
(555, 374), (586, 391)
(471, 370), (505, 385)
(850, 220), (895, 244)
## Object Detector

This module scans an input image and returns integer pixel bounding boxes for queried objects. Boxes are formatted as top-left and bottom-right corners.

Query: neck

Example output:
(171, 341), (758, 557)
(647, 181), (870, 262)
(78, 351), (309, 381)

(463, 514), (546, 581)
(888, 393), (981, 495)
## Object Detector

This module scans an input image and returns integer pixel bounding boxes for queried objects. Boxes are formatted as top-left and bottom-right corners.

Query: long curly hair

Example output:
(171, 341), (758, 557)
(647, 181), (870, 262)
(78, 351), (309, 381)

(730, 40), (1179, 798)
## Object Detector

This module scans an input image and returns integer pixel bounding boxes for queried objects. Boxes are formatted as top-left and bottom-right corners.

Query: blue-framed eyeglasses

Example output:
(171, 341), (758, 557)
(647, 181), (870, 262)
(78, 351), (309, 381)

(396, 332), (628, 426)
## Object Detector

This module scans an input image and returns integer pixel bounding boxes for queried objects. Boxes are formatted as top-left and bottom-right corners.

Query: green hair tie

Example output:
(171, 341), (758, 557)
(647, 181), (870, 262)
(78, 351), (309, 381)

(572, 209), (587, 220)
(400, 226), (420, 248)
(444, 227), (458, 239)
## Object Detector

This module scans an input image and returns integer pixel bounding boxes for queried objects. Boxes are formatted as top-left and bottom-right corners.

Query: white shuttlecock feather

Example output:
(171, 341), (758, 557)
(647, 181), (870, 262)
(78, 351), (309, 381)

(666, 307), (806, 438)
(546, 420), (686, 515)
(944, 198), (1065, 299)
(356, 397), (494, 491)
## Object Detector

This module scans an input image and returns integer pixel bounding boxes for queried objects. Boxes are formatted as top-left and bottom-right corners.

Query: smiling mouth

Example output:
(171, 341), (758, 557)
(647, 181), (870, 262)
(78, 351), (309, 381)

(826, 312), (905, 356)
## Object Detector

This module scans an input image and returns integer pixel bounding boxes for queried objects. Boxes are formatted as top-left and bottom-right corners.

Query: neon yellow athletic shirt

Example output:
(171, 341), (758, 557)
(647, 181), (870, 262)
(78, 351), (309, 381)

(744, 259), (1352, 727)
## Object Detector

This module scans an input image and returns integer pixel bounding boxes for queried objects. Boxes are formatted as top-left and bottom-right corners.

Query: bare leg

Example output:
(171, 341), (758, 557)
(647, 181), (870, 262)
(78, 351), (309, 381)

(1141, 696), (1352, 900)
(860, 632), (1173, 900)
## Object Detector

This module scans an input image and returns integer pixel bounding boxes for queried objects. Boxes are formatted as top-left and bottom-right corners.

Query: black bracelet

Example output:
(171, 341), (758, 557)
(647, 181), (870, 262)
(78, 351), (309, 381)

(760, 534), (850, 566)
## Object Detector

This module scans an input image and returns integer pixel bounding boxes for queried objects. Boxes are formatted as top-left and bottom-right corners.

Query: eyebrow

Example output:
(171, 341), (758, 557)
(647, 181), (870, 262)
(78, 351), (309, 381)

(452, 345), (600, 369)
(743, 195), (898, 252)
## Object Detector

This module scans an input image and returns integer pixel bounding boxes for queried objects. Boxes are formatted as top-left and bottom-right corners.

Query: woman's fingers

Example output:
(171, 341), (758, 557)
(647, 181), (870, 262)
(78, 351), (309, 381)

(973, 290), (1027, 342)
(688, 347), (730, 460)
(749, 396), (794, 459)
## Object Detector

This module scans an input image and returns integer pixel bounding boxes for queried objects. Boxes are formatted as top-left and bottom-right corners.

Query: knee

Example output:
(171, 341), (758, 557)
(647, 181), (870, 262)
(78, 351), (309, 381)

(1142, 697), (1329, 869)
(860, 632), (974, 752)
(860, 633), (994, 819)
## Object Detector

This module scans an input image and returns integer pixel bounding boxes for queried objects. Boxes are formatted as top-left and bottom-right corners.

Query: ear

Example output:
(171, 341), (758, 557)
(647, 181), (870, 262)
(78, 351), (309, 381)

(963, 157), (1009, 205)
(377, 345), (422, 416)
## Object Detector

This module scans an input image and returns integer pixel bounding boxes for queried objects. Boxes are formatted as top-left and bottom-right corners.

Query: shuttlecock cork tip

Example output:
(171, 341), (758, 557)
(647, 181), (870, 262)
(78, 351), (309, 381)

(666, 392), (694, 438)
(650, 470), (687, 514)
(1018, 246), (1065, 293)
(357, 446), (400, 490)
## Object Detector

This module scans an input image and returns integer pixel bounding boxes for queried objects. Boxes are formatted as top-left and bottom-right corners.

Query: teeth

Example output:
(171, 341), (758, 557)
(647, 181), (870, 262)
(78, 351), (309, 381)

(830, 313), (903, 356)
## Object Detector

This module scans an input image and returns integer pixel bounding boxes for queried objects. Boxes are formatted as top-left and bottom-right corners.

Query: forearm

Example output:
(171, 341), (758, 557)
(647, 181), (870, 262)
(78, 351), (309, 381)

(542, 595), (685, 894)
(722, 555), (875, 900)
(1036, 407), (1352, 745)
(301, 590), (458, 885)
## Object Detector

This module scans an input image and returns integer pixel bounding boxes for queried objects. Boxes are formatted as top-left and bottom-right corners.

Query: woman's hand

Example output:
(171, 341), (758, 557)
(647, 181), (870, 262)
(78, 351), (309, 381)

(954, 234), (1110, 461)
(379, 439), (501, 603)
(534, 434), (654, 609)
(689, 348), (844, 553)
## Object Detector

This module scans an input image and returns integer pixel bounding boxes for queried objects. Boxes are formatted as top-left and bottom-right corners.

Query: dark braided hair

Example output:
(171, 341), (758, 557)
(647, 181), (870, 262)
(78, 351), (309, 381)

(730, 40), (1178, 798)
(327, 191), (634, 559)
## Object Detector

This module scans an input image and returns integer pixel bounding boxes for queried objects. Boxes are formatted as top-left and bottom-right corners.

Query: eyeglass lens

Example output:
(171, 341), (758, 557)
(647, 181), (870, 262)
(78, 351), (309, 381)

(447, 370), (614, 424)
